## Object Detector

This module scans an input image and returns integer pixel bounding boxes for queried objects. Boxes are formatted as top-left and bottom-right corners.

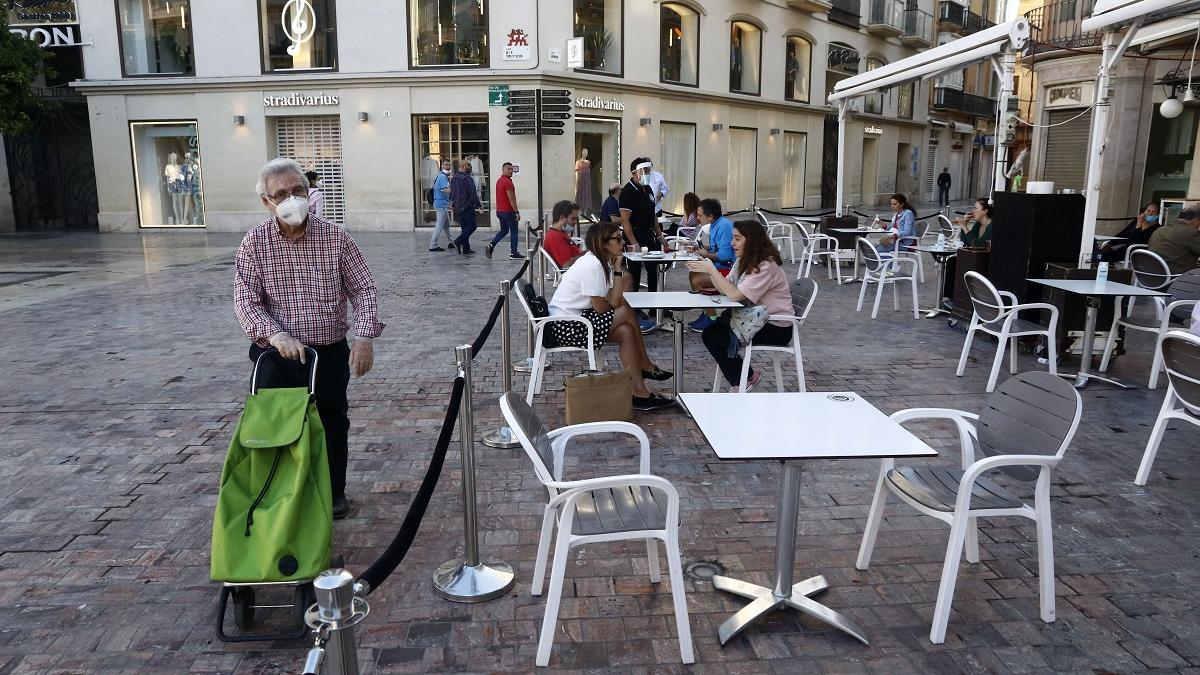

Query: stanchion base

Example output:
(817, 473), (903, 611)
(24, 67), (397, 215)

(481, 427), (521, 449)
(433, 560), (516, 602)
(512, 358), (534, 374)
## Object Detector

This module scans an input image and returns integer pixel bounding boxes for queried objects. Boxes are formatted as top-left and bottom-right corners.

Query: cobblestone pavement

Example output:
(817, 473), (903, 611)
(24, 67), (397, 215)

(0, 228), (1196, 674)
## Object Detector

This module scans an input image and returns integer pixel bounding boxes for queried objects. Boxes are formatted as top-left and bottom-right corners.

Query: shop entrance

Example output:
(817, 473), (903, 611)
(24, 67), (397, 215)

(574, 117), (621, 219)
(413, 115), (490, 227)
(821, 114), (837, 208)
(896, 143), (913, 197)
(860, 137), (879, 206)
(273, 115), (345, 224)
(4, 96), (97, 230)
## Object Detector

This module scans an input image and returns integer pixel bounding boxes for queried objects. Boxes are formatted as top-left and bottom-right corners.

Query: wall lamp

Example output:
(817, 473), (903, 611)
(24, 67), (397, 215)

(712, 123), (724, 132)
(639, 116), (652, 126)
(233, 115), (245, 126)
(357, 111), (369, 122)
(769, 128), (782, 135)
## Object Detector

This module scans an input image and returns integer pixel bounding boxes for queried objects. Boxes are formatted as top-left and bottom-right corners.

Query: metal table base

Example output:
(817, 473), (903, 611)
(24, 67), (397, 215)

(921, 252), (956, 318)
(713, 462), (868, 646)
(1062, 296), (1132, 390)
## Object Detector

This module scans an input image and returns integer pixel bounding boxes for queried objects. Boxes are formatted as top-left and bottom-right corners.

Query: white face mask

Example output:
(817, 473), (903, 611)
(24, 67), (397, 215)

(272, 195), (308, 226)
(442, 167), (451, 174)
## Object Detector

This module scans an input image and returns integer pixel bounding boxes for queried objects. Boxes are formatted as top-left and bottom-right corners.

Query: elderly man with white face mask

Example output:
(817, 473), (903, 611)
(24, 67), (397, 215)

(234, 157), (385, 519)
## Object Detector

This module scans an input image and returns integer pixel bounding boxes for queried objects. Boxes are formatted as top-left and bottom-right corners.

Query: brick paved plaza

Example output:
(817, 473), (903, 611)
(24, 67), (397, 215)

(0, 230), (1197, 673)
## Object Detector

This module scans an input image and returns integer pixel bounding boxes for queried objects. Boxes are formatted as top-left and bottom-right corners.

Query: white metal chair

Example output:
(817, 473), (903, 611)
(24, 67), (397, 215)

(712, 278), (818, 393)
(937, 214), (956, 240)
(499, 393), (694, 667)
(1127, 248), (1178, 317)
(1122, 243), (1149, 267)
(794, 222), (842, 283)
(767, 221), (797, 263)
(1099, 268), (1200, 388)
(894, 234), (926, 283)
(856, 371), (1083, 644)
(513, 280), (600, 404)
(1135, 330), (1200, 485)
(538, 246), (566, 287)
(856, 237), (919, 319)
(956, 271), (1060, 392)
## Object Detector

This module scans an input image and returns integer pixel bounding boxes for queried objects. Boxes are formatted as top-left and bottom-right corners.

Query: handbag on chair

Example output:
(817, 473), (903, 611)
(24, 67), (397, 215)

(564, 369), (634, 425)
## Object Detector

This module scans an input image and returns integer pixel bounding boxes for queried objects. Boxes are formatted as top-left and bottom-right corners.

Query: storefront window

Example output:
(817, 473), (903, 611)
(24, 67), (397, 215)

(259, 0), (338, 71)
(826, 42), (860, 102)
(660, 3), (698, 86)
(659, 123), (695, 215)
(414, 115), (490, 226)
(1140, 107), (1199, 207)
(729, 21), (762, 95)
(785, 36), (811, 103)
(575, 117), (621, 219)
(574, 0), (622, 75)
(130, 121), (204, 228)
(863, 57), (885, 114)
(783, 132), (807, 207)
(117, 0), (195, 76)
(274, 115), (345, 224)
(898, 81), (915, 119)
(410, 0), (489, 67)
(727, 127), (757, 209)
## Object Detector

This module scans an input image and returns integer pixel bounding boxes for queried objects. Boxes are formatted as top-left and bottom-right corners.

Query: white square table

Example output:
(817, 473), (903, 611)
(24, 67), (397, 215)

(1028, 278), (1170, 389)
(623, 252), (701, 329)
(625, 291), (741, 409)
(680, 391), (937, 646)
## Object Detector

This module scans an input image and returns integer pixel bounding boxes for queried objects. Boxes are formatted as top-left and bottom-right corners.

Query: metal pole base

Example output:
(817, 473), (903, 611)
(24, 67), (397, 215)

(433, 560), (516, 603)
(713, 574), (868, 646)
(512, 358), (534, 373)
(481, 426), (521, 449)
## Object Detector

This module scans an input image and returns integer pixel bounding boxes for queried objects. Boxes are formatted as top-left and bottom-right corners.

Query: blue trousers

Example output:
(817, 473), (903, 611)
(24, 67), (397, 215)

(489, 211), (520, 254)
(454, 209), (477, 249)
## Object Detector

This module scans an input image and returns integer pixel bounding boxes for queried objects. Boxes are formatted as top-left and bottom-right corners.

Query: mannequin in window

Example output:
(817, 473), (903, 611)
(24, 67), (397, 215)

(730, 30), (743, 92)
(164, 152), (190, 225)
(186, 151), (203, 225)
(575, 149), (594, 214)
(469, 155), (485, 201)
(421, 154), (438, 218)
(785, 45), (799, 99)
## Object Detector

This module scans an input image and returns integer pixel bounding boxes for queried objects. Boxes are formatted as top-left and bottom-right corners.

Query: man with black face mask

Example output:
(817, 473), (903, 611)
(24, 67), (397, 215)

(235, 157), (385, 520)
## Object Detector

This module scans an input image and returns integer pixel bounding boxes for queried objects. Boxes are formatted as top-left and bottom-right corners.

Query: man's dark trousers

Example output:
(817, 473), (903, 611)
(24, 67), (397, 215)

(454, 209), (478, 250)
(248, 340), (351, 500)
(489, 211), (520, 254)
(938, 187), (950, 207)
(626, 230), (662, 292)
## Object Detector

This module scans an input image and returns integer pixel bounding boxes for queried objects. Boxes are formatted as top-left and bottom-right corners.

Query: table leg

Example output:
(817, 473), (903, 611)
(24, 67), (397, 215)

(1063, 296), (1133, 389)
(713, 462), (868, 646)
(654, 263), (667, 329)
(923, 256), (951, 318)
(672, 311), (688, 416)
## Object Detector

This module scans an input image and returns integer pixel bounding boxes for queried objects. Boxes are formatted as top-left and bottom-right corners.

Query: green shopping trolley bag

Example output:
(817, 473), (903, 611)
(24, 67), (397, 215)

(211, 348), (332, 583)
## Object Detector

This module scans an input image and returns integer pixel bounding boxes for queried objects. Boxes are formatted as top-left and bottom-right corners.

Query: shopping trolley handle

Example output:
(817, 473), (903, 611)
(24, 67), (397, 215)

(251, 346), (319, 395)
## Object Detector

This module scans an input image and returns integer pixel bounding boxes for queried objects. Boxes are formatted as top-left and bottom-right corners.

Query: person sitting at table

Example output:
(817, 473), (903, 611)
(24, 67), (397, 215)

(876, 193), (918, 254)
(548, 222), (674, 411)
(955, 198), (994, 248)
(687, 198), (737, 332)
(677, 192), (701, 241)
(600, 182), (622, 224)
(1100, 202), (1160, 263)
(1149, 204), (1200, 274)
(544, 200), (584, 269)
(687, 220), (792, 393)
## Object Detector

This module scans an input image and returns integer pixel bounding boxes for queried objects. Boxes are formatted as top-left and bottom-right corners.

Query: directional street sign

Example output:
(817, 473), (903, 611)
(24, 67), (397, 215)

(506, 112), (535, 120)
(539, 120), (565, 128)
(540, 112), (571, 120)
(508, 89), (536, 97)
(539, 129), (565, 136)
(540, 104), (572, 112)
(507, 128), (536, 136)
(506, 120), (536, 128)
(542, 89), (571, 97)
(506, 104), (535, 113)
(487, 85), (509, 107)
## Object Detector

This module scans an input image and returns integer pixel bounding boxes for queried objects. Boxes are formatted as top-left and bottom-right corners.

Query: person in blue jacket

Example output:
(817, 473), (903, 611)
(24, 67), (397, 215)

(687, 198), (736, 332)
(428, 158), (453, 251)
(877, 193), (917, 254)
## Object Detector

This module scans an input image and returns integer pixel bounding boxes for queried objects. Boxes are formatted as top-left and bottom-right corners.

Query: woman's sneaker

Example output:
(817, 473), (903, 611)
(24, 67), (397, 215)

(729, 370), (761, 393)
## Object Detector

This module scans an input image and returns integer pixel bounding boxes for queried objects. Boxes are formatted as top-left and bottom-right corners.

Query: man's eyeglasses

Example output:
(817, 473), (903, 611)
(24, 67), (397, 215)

(268, 187), (309, 202)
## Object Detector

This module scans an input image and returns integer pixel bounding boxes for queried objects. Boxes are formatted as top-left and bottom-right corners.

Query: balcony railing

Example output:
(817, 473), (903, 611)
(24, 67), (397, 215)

(829, 0), (861, 28)
(937, 1), (994, 35)
(867, 0), (905, 35)
(932, 86), (995, 117)
(1025, 0), (1103, 53)
(903, 8), (934, 45)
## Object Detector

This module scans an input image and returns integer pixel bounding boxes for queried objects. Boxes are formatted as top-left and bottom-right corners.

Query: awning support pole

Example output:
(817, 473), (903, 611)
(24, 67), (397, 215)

(991, 49), (1017, 196)
(835, 100), (849, 217)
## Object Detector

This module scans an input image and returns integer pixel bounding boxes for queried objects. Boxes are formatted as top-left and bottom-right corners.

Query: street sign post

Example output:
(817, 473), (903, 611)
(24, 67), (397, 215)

(488, 85), (509, 107)
(540, 104), (572, 112)
(539, 129), (565, 136)
(539, 112), (571, 120)
(506, 112), (535, 120)
(506, 104), (535, 113)
(506, 129), (536, 136)
(538, 120), (565, 128)
(502, 89), (576, 227)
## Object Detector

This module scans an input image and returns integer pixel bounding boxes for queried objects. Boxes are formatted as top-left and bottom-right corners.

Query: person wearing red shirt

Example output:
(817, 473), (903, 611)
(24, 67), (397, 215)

(487, 162), (525, 259)
(544, 200), (583, 269)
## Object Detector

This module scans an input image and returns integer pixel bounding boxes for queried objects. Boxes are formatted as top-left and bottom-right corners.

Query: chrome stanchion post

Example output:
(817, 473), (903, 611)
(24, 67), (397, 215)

(537, 231), (547, 298)
(303, 569), (369, 675)
(483, 281), (520, 449)
(433, 345), (516, 602)
(514, 220), (536, 373)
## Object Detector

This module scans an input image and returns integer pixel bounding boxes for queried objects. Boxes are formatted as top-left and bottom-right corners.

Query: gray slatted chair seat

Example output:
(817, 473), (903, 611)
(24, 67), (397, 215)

(981, 316), (1046, 334)
(886, 467), (1023, 512)
(572, 485), (669, 535)
(1122, 313), (1187, 329)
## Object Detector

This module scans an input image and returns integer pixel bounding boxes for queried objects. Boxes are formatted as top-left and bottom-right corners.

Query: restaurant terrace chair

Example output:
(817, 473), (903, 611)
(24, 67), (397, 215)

(537, 246), (567, 288)
(768, 221), (798, 263)
(1122, 243), (1149, 267)
(895, 233), (926, 283)
(712, 278), (818, 393)
(794, 222), (842, 283)
(856, 371), (1083, 644)
(499, 392), (694, 667)
(1099, 268), (1200, 388)
(513, 280), (600, 404)
(1127, 248), (1178, 317)
(856, 237), (919, 320)
(957, 271), (1060, 392)
(1134, 330), (1200, 485)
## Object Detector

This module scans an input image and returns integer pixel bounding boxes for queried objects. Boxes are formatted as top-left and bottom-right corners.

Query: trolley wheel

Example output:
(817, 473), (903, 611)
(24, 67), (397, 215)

(231, 587), (256, 631)
(293, 583), (315, 626)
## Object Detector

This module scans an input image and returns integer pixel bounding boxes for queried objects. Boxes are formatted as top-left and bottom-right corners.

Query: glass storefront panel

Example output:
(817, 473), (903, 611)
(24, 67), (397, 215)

(826, 42), (860, 101)
(863, 57), (885, 114)
(260, 0), (337, 71)
(414, 115), (490, 226)
(659, 122), (695, 215)
(785, 36), (811, 103)
(117, 0), (195, 76)
(783, 132), (807, 208)
(574, 117), (621, 219)
(898, 81), (915, 119)
(660, 3), (698, 86)
(730, 21), (761, 95)
(410, 0), (489, 67)
(130, 121), (204, 228)
(1140, 106), (1198, 207)
(574, 0), (622, 75)
(727, 127), (757, 210)
(274, 115), (345, 223)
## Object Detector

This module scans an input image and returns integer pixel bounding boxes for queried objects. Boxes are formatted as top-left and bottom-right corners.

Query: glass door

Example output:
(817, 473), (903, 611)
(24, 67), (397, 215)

(574, 116), (621, 219)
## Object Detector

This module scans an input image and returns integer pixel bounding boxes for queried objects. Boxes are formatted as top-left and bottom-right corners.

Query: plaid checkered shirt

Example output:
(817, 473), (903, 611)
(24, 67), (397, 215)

(234, 214), (385, 347)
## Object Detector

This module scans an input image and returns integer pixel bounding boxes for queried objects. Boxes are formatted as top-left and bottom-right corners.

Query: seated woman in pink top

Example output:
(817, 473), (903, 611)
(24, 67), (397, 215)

(687, 220), (793, 392)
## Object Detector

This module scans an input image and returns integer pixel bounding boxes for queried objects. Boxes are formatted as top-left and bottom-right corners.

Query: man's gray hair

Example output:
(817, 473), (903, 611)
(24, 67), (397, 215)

(256, 157), (306, 198)
(1179, 204), (1200, 222)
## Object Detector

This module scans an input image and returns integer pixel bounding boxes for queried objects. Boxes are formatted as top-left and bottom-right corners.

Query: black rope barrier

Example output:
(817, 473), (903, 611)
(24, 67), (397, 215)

(357, 376), (465, 594)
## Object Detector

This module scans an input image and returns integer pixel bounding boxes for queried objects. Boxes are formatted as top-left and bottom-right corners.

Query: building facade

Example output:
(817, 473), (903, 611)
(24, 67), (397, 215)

(68, 0), (1001, 232)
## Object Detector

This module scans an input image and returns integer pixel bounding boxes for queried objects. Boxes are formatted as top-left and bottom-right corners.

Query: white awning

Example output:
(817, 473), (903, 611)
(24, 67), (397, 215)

(1080, 0), (1200, 33)
(828, 19), (1030, 103)
(1131, 15), (1200, 48)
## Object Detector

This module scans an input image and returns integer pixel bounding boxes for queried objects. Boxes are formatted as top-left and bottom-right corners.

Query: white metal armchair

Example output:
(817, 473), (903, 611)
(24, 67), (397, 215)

(957, 271), (1060, 392)
(514, 280), (600, 404)
(856, 237), (919, 319)
(856, 371), (1083, 644)
(1135, 330), (1200, 485)
(1127, 248), (1178, 317)
(712, 278), (818, 393)
(1100, 269), (1200, 389)
(794, 221), (842, 283)
(499, 393), (694, 667)
(538, 246), (566, 288)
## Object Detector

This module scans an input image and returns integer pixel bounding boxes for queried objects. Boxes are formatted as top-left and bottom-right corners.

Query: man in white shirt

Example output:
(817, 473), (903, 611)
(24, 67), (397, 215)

(645, 159), (669, 217)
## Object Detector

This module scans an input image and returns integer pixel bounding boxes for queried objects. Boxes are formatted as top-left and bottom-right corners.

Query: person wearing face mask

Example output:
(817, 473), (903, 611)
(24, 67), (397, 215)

(305, 170), (325, 218)
(234, 158), (385, 520)
(449, 159), (482, 254)
(618, 158), (665, 333)
(1100, 202), (1162, 263)
(429, 159), (454, 252)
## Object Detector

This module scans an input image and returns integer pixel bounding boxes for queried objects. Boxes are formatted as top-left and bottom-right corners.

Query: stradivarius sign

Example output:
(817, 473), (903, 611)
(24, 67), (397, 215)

(263, 92), (340, 107)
